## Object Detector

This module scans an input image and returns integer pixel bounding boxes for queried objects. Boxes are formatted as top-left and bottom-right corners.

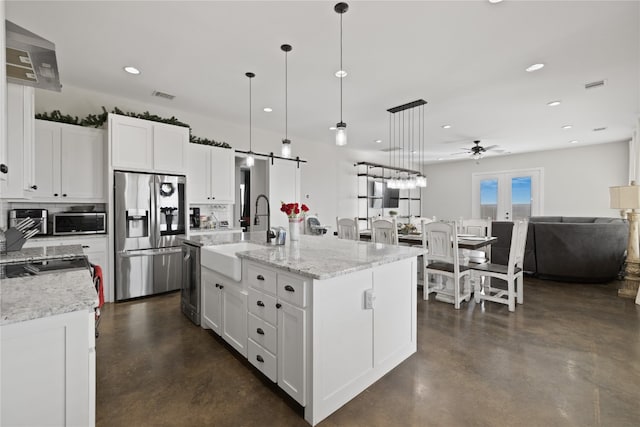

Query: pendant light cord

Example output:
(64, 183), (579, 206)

(285, 50), (288, 140)
(340, 11), (343, 123)
(249, 76), (252, 152)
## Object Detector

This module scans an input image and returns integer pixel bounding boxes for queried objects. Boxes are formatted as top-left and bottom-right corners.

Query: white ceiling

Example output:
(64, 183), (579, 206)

(6, 0), (640, 163)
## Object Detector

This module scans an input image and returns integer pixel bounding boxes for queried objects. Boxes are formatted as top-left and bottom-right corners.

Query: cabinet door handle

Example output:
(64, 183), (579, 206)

(82, 245), (90, 249)
(215, 283), (219, 288)
(257, 300), (265, 307)
(62, 194), (67, 197)
(256, 275), (265, 281)
(256, 355), (264, 363)
(30, 185), (38, 190)
(0, 164), (7, 174)
(284, 285), (295, 292)
(256, 328), (264, 335)
(276, 303), (282, 309)
(54, 193), (59, 197)
(219, 285), (224, 289)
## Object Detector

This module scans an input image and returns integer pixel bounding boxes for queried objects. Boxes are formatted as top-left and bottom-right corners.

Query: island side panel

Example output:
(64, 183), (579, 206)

(307, 257), (417, 425)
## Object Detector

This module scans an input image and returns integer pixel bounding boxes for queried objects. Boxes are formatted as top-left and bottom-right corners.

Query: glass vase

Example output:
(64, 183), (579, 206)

(289, 218), (302, 241)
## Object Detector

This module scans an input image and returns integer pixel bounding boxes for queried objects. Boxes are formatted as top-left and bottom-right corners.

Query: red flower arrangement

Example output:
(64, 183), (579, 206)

(280, 202), (309, 220)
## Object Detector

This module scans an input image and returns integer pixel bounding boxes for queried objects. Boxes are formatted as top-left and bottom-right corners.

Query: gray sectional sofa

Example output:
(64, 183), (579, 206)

(491, 216), (628, 283)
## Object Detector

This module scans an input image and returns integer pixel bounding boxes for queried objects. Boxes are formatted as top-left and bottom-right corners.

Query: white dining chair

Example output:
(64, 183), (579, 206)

(336, 217), (360, 240)
(410, 216), (435, 234)
(371, 217), (398, 245)
(471, 220), (529, 312)
(423, 220), (471, 309)
(460, 218), (492, 264)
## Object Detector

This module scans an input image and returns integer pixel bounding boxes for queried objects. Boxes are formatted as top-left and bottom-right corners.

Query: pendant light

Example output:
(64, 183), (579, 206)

(281, 44), (292, 158)
(246, 72), (255, 167)
(334, 2), (348, 146)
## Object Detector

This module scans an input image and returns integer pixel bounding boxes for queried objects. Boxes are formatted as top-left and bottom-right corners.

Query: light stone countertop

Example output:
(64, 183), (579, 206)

(183, 233), (425, 280)
(0, 244), (87, 264)
(1, 269), (98, 326)
(0, 244), (97, 326)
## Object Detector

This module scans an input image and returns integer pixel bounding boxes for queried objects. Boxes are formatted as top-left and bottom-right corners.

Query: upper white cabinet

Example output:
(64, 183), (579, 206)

(109, 114), (188, 174)
(0, 83), (35, 198)
(187, 144), (235, 204)
(32, 120), (105, 202)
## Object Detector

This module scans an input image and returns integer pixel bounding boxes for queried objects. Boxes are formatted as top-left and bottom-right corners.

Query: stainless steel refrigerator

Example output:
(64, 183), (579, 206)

(114, 171), (186, 301)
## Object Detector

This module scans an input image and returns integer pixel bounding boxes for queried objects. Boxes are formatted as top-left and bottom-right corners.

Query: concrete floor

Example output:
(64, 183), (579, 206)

(96, 278), (640, 426)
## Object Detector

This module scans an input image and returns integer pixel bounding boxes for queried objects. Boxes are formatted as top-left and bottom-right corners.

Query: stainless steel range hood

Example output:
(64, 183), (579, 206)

(6, 20), (61, 92)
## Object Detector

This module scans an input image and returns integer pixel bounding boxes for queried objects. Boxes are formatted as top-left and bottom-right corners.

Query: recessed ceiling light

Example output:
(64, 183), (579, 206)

(562, 125), (572, 129)
(329, 126), (337, 131)
(526, 63), (545, 72)
(441, 124), (452, 129)
(375, 139), (382, 144)
(489, 0), (504, 3)
(547, 100), (561, 107)
(437, 158), (444, 161)
(263, 107), (273, 112)
(123, 66), (140, 75)
(335, 70), (347, 78)
(569, 140), (579, 144)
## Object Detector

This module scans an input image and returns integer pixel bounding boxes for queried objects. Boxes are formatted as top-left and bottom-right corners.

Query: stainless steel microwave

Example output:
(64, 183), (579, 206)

(52, 212), (107, 235)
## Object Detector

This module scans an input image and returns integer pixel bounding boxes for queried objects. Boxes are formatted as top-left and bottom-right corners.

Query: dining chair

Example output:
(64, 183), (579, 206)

(460, 218), (492, 263)
(423, 220), (471, 309)
(471, 220), (529, 312)
(371, 217), (398, 245)
(410, 216), (435, 234)
(336, 217), (360, 240)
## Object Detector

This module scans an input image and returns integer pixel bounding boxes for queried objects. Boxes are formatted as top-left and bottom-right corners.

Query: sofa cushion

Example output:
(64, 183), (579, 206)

(529, 216), (562, 223)
(561, 217), (596, 223)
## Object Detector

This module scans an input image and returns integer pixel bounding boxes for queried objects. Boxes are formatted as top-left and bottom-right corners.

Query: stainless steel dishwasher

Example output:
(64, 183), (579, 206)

(181, 241), (201, 325)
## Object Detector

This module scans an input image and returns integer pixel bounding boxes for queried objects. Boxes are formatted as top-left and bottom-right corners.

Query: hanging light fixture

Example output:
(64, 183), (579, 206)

(387, 99), (428, 190)
(334, 2), (348, 146)
(281, 44), (292, 158)
(245, 72), (255, 167)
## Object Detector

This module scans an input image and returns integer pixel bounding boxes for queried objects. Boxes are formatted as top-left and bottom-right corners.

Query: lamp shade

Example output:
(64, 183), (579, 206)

(610, 185), (640, 209)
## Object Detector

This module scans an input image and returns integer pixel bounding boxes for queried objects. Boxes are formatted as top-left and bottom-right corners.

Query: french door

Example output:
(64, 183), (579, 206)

(472, 168), (543, 221)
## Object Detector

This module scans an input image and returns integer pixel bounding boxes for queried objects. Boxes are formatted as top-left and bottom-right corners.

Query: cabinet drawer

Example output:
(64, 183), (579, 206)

(248, 313), (277, 354)
(246, 263), (277, 295)
(277, 272), (309, 308)
(248, 288), (277, 325)
(248, 339), (277, 382)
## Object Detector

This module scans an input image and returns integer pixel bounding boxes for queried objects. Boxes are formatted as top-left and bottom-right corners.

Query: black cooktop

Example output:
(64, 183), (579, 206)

(1, 257), (90, 279)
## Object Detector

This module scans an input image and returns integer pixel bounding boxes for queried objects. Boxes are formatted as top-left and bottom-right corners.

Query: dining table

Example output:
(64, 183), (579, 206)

(359, 230), (498, 250)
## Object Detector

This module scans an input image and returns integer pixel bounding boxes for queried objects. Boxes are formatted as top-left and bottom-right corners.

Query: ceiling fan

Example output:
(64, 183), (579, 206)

(451, 140), (502, 160)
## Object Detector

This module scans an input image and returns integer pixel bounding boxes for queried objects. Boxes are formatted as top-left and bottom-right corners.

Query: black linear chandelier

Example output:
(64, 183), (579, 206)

(387, 99), (428, 189)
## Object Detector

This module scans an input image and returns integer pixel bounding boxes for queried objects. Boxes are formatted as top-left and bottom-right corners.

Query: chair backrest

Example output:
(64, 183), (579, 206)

(461, 218), (491, 237)
(336, 217), (359, 240)
(424, 220), (462, 269)
(507, 220), (529, 274)
(371, 218), (398, 245)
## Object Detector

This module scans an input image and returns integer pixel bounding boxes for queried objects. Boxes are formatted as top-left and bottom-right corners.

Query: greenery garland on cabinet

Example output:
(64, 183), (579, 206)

(35, 107), (232, 149)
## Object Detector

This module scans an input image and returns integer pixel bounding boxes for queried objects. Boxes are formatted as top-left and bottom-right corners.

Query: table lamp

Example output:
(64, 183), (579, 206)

(609, 182), (640, 298)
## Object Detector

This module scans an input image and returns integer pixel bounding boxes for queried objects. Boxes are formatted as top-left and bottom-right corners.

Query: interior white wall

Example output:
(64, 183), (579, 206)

(423, 141), (629, 220)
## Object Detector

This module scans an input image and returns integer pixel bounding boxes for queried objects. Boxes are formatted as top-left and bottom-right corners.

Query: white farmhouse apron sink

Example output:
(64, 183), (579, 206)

(201, 242), (265, 281)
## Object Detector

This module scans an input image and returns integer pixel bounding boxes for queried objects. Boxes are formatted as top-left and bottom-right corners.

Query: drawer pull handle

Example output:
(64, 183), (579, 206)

(215, 283), (219, 288)
(219, 285), (224, 289)
(276, 303), (282, 309)
(256, 328), (264, 335)
(257, 301), (265, 307)
(257, 275), (265, 281)
(256, 355), (264, 363)
(284, 285), (295, 292)
(82, 245), (90, 249)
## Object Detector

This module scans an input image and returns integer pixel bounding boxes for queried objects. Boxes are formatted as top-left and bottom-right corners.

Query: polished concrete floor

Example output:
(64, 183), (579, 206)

(96, 278), (640, 426)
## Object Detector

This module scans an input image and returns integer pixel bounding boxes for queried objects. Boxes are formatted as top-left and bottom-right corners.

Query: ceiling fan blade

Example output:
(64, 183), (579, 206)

(449, 152), (470, 157)
(483, 145), (499, 151)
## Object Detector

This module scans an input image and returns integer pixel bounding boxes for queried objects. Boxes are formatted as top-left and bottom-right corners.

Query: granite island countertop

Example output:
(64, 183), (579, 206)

(0, 244), (98, 326)
(183, 233), (425, 280)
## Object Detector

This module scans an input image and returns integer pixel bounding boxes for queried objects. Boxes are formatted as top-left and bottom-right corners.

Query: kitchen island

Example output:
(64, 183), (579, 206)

(0, 244), (98, 427)
(185, 233), (423, 426)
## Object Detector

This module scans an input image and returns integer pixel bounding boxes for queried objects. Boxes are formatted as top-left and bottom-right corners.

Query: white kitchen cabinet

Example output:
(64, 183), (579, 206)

(1, 310), (95, 427)
(245, 261), (307, 405)
(32, 120), (105, 202)
(187, 144), (235, 204)
(0, 83), (35, 199)
(110, 114), (188, 174)
(201, 267), (247, 357)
